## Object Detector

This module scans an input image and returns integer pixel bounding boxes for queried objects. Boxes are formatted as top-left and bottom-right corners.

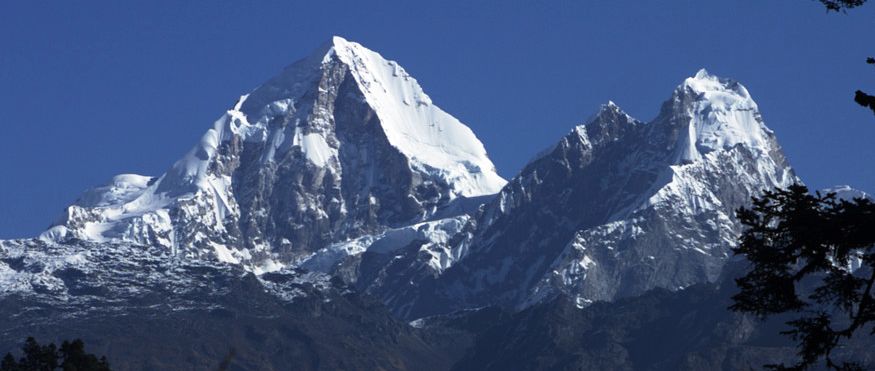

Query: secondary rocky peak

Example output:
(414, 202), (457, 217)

(583, 101), (640, 147)
(391, 69), (798, 319)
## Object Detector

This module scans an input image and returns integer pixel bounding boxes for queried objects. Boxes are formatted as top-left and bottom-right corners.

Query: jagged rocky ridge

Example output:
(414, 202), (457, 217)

(4, 37), (869, 370)
(6, 39), (796, 317)
(314, 69), (797, 319)
(39, 36), (505, 273)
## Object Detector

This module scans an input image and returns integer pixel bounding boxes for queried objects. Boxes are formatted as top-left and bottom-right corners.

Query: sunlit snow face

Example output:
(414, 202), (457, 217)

(674, 69), (771, 162)
(36, 36), (509, 267)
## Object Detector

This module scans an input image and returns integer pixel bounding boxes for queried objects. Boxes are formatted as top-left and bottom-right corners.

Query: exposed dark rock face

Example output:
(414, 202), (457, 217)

(6, 38), (873, 370)
(39, 37), (505, 268)
(395, 71), (796, 320)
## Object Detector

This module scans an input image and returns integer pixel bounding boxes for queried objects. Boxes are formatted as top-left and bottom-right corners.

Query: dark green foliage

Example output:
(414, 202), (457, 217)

(58, 340), (109, 371)
(1, 354), (18, 371)
(818, 0), (867, 11)
(730, 184), (875, 370)
(1, 337), (109, 371)
(18, 337), (57, 371)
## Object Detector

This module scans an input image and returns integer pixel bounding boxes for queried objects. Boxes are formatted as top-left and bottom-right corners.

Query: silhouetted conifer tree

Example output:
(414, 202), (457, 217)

(818, 0), (867, 11)
(1, 337), (109, 371)
(731, 184), (875, 370)
(0, 354), (18, 371)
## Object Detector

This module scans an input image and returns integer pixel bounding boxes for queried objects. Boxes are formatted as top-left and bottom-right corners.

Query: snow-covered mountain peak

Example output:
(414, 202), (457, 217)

(681, 68), (753, 102)
(668, 70), (773, 163)
(688, 68), (718, 85)
(324, 37), (506, 196)
(526, 101), (638, 169)
(597, 100), (635, 120)
(238, 36), (505, 197)
(328, 36), (421, 90)
(601, 100), (621, 111)
(590, 100), (624, 118)
(583, 101), (640, 146)
(39, 38), (507, 266)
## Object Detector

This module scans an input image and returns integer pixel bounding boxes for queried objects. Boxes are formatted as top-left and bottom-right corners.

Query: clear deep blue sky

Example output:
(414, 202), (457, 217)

(1, 1), (874, 238)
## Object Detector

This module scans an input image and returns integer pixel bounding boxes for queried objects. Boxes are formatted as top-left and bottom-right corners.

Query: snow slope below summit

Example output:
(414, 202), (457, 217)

(330, 37), (506, 197)
(299, 215), (472, 274)
(73, 174), (154, 208)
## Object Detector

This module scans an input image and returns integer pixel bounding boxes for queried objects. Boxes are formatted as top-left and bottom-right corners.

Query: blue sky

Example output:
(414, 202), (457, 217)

(1, 1), (874, 238)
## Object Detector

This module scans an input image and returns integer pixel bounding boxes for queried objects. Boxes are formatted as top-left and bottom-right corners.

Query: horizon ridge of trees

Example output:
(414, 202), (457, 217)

(1, 337), (110, 371)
